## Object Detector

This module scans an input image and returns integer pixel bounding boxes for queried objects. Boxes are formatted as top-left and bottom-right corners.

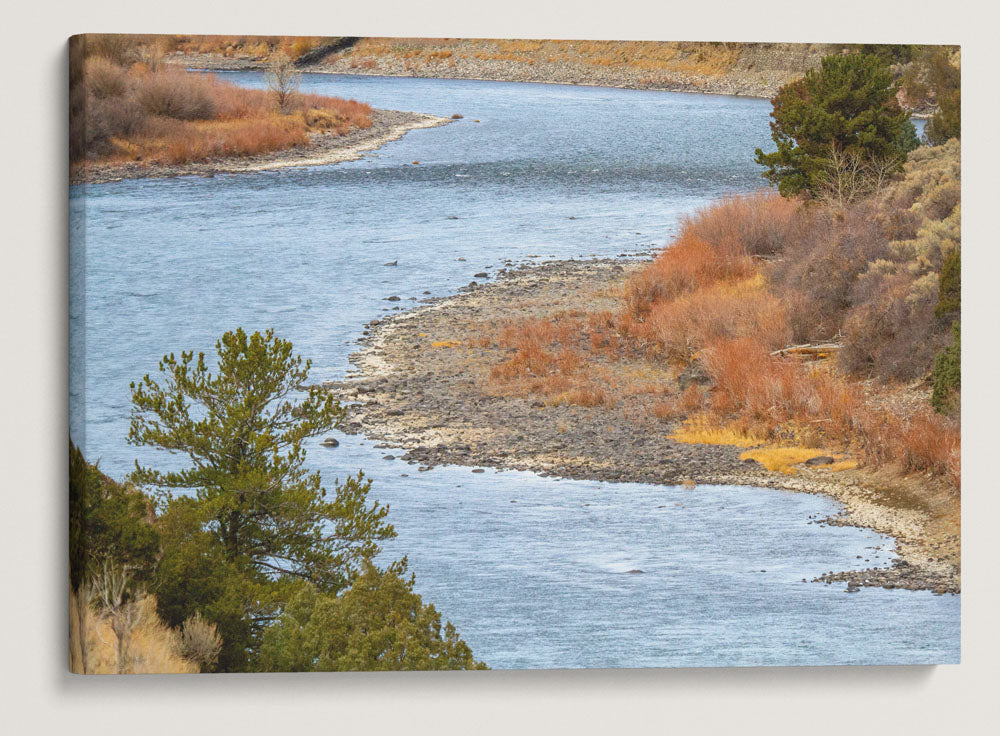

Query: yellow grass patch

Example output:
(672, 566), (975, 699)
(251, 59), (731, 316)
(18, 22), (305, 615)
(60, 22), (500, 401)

(669, 414), (764, 447)
(431, 340), (462, 348)
(826, 459), (859, 472)
(738, 447), (854, 474)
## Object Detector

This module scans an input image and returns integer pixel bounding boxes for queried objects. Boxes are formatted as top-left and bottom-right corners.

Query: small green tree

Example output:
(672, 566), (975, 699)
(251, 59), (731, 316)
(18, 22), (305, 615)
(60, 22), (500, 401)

(128, 328), (396, 670)
(755, 53), (919, 197)
(69, 440), (160, 593)
(931, 321), (960, 415)
(935, 248), (961, 320)
(923, 48), (961, 145)
(259, 561), (488, 672)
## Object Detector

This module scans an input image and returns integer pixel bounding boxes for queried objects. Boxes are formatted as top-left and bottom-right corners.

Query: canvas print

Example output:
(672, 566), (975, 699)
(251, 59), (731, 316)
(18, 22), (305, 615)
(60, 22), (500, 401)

(69, 36), (961, 673)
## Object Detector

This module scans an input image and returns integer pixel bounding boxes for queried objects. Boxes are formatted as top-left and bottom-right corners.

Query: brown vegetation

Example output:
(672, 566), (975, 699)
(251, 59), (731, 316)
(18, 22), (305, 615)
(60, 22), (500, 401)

(70, 588), (205, 674)
(70, 35), (372, 168)
(484, 144), (960, 491)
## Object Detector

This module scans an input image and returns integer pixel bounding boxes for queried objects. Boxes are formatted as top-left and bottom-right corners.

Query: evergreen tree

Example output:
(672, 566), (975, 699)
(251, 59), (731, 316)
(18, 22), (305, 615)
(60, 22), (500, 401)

(755, 53), (919, 197)
(69, 440), (160, 592)
(128, 328), (396, 670)
(259, 562), (488, 671)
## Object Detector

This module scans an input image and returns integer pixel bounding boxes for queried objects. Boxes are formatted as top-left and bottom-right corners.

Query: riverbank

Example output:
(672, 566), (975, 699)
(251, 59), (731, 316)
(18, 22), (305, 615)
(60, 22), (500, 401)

(171, 40), (833, 99)
(169, 40), (939, 115)
(325, 258), (960, 595)
(71, 109), (450, 185)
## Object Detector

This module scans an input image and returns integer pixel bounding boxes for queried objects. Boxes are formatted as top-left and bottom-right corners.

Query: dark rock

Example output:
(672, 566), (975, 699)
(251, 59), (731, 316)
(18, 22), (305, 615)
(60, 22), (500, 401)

(471, 468), (485, 473)
(451, 113), (463, 119)
(382, 455), (395, 460)
(677, 362), (712, 390)
(321, 437), (340, 448)
(626, 569), (644, 574)
(474, 272), (488, 278)
(384, 260), (398, 266)
(385, 295), (401, 302)
(804, 455), (836, 466)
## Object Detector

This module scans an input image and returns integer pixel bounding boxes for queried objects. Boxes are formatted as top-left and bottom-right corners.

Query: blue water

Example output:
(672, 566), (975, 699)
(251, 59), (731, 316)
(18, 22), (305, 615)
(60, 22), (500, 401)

(69, 73), (957, 668)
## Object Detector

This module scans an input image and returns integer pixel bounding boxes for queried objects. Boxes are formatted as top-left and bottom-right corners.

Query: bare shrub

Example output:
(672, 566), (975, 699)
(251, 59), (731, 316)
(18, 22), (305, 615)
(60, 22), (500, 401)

(645, 277), (789, 361)
(92, 562), (144, 674)
(178, 613), (223, 672)
(82, 34), (148, 66)
(815, 145), (903, 211)
(84, 56), (129, 99)
(135, 69), (216, 120)
(768, 202), (891, 342)
(266, 52), (302, 113)
(681, 189), (803, 257)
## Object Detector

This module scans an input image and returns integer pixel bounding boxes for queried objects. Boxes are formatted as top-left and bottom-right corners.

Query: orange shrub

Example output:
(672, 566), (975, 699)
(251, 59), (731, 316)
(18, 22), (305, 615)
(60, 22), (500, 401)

(72, 44), (374, 165)
(645, 277), (789, 360)
(623, 234), (753, 317)
(681, 189), (803, 257)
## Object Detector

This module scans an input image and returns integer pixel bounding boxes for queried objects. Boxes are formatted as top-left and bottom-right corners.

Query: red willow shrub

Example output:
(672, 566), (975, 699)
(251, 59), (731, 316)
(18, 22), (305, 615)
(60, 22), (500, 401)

(71, 45), (373, 166)
(616, 188), (959, 487)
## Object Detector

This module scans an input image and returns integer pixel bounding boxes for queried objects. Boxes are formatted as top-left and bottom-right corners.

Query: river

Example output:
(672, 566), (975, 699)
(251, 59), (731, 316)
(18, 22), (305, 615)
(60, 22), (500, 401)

(69, 73), (955, 668)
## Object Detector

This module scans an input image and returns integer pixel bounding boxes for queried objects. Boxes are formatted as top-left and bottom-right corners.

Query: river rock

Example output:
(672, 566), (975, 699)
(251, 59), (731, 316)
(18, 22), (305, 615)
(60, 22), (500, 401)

(677, 361), (711, 390)
(805, 455), (836, 466)
(386, 295), (401, 301)
(321, 437), (340, 447)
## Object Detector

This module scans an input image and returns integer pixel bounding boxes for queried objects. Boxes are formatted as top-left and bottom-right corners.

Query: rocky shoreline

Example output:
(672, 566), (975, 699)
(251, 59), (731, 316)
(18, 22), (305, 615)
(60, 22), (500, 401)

(171, 49), (798, 100)
(70, 109), (450, 185)
(325, 258), (960, 595)
(170, 46), (934, 115)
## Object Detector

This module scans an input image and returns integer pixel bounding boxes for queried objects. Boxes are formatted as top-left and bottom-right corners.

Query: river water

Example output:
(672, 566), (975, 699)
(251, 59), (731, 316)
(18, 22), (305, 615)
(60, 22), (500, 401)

(69, 73), (956, 668)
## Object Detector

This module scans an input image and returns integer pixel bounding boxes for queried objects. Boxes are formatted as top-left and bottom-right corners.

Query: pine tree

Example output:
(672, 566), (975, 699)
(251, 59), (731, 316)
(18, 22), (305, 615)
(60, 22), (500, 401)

(755, 53), (920, 197)
(128, 328), (396, 669)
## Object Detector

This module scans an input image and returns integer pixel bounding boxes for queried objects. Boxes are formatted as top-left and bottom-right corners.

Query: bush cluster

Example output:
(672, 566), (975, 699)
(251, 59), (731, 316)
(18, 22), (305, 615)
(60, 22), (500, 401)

(70, 34), (372, 166)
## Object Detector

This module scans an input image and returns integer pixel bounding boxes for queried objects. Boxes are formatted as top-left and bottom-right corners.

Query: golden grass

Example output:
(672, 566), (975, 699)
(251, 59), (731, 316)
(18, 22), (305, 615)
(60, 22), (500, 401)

(166, 35), (331, 59)
(669, 414), (764, 446)
(70, 590), (199, 675)
(431, 340), (462, 348)
(741, 447), (834, 474)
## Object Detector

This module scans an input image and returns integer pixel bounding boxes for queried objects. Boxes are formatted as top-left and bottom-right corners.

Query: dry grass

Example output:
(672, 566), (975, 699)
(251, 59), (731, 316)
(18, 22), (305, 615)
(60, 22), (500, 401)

(670, 414), (765, 446)
(70, 589), (199, 675)
(347, 39), (752, 77)
(167, 35), (332, 60)
(487, 315), (616, 408)
(740, 447), (840, 474)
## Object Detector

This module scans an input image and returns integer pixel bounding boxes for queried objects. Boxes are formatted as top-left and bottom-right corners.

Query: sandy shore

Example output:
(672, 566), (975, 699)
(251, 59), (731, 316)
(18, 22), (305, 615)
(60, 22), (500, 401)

(325, 258), (959, 595)
(70, 109), (451, 185)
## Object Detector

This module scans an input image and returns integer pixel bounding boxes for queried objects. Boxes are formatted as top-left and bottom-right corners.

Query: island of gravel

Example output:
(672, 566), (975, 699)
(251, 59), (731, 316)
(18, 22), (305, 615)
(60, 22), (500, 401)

(325, 258), (959, 596)
(71, 109), (450, 185)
